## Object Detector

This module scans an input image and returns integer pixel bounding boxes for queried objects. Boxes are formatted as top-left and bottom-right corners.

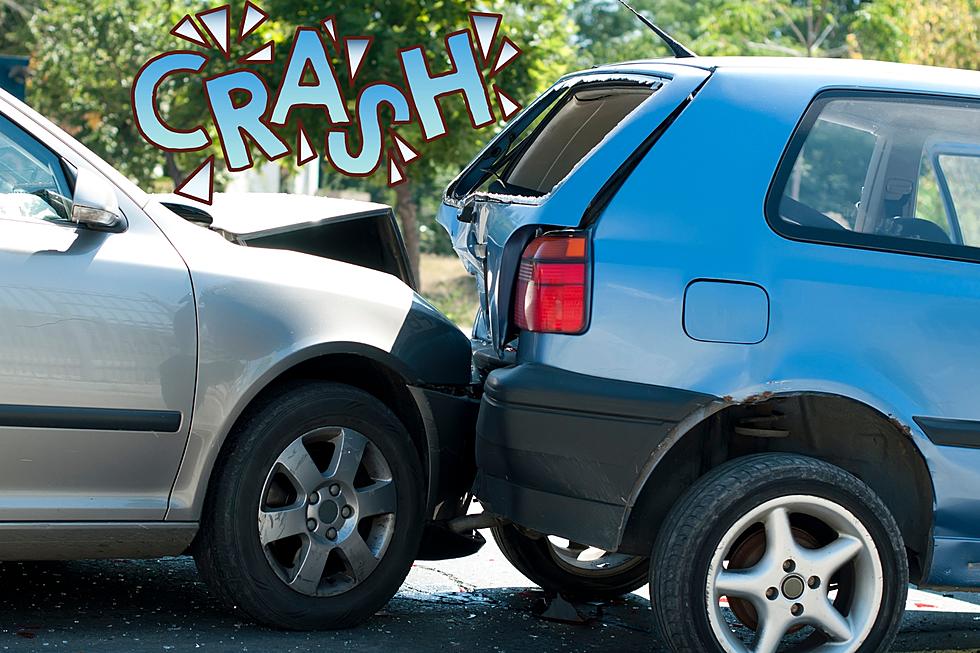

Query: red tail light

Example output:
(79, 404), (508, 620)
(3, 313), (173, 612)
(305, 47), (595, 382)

(514, 232), (590, 334)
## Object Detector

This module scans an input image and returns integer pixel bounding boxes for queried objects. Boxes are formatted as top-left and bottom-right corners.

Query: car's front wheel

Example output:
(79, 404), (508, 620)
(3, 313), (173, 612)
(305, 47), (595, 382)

(651, 453), (908, 653)
(194, 381), (424, 630)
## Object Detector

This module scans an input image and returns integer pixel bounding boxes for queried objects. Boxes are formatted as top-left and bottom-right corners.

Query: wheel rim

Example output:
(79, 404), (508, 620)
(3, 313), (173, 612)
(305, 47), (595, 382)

(705, 495), (883, 653)
(257, 427), (397, 597)
(545, 536), (646, 577)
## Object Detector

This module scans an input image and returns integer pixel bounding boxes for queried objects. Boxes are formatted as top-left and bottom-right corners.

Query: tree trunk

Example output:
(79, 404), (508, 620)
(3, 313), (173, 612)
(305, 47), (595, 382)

(395, 181), (421, 286)
(279, 164), (294, 193)
(164, 151), (183, 187)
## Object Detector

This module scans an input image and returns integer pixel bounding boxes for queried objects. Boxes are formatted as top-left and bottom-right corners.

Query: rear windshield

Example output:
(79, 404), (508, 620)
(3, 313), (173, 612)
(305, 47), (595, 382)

(451, 81), (657, 200)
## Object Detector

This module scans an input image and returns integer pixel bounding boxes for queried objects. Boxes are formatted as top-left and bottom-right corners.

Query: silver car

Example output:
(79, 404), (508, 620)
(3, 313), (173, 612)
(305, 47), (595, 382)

(0, 90), (480, 629)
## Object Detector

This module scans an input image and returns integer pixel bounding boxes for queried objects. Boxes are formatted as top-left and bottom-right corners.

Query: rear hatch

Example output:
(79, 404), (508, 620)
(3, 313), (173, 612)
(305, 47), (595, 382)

(156, 192), (416, 289)
(439, 63), (710, 354)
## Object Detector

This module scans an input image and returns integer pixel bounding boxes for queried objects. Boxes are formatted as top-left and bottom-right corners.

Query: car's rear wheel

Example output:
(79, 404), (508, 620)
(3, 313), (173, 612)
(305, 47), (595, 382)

(651, 453), (907, 653)
(491, 523), (649, 600)
(194, 381), (424, 630)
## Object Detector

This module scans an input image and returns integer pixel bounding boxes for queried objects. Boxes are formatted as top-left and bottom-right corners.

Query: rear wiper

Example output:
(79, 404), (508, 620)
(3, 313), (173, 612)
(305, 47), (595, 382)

(617, 0), (697, 58)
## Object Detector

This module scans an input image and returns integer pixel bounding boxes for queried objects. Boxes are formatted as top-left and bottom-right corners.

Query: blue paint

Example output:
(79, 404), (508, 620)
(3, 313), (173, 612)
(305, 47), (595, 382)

(683, 280), (769, 345)
(441, 58), (980, 589)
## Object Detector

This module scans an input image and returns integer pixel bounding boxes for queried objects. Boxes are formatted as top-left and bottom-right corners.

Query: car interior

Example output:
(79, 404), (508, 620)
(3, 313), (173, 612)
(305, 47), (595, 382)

(458, 81), (658, 200)
(0, 114), (73, 225)
(778, 96), (980, 252)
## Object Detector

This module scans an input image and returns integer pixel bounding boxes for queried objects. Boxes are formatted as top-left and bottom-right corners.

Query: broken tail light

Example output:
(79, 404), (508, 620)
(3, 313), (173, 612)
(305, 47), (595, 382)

(514, 232), (591, 334)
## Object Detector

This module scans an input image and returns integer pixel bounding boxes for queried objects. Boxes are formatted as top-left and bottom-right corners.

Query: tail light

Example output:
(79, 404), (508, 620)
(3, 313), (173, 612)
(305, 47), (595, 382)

(514, 231), (591, 334)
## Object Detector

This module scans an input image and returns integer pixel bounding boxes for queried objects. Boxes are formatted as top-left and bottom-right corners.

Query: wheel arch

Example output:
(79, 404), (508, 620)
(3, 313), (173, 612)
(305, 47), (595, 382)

(172, 343), (433, 523)
(619, 391), (935, 583)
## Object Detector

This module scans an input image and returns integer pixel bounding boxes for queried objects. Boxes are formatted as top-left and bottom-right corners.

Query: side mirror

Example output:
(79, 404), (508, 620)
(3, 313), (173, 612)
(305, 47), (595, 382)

(71, 168), (127, 232)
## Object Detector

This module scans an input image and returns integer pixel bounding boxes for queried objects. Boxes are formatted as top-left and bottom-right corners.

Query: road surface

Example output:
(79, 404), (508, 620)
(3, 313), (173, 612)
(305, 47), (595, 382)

(0, 534), (976, 651)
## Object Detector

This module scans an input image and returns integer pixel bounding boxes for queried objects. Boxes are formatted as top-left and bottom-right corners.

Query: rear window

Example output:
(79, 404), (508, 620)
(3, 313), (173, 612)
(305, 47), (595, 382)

(767, 91), (980, 262)
(450, 80), (658, 200)
(502, 87), (652, 196)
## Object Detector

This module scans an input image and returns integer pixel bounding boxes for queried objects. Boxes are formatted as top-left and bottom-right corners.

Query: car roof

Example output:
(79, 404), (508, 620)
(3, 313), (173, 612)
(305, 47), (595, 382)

(591, 56), (980, 99)
(154, 192), (391, 238)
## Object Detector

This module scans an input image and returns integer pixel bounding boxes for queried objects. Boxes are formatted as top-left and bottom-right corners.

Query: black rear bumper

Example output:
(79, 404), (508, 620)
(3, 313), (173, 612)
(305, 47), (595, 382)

(474, 364), (715, 550)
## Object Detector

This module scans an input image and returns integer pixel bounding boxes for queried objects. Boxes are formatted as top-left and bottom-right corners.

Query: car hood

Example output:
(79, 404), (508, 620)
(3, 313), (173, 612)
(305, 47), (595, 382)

(154, 193), (416, 289)
(146, 196), (472, 386)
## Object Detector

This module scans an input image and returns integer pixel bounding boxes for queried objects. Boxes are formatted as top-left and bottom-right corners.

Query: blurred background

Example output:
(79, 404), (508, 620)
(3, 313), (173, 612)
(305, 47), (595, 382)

(0, 0), (975, 322)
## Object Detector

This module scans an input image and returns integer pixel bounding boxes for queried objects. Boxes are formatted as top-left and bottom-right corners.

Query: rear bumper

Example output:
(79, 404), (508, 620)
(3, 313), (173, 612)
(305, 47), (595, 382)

(922, 536), (980, 589)
(474, 364), (716, 550)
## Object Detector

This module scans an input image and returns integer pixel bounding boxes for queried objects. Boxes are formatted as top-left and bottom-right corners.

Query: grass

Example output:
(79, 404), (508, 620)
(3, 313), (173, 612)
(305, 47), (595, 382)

(419, 253), (479, 330)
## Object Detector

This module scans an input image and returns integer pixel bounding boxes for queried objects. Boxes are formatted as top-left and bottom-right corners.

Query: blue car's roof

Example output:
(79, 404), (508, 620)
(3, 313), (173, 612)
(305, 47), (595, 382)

(589, 56), (980, 99)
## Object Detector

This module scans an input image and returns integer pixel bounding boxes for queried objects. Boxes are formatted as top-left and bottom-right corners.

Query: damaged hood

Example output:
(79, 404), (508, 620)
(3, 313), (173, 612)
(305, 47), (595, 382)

(155, 192), (416, 289)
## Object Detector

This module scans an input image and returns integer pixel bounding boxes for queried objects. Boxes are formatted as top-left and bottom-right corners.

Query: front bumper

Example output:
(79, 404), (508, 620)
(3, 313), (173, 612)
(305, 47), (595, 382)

(474, 364), (715, 550)
(409, 386), (480, 515)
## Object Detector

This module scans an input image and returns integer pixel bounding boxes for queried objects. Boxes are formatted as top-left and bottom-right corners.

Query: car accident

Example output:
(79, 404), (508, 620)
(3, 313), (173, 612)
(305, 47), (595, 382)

(1, 0), (979, 650)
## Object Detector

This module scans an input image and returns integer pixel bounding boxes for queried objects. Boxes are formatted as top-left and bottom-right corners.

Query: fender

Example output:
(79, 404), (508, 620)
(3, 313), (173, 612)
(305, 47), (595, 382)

(166, 287), (472, 522)
(623, 383), (936, 516)
(620, 385), (941, 577)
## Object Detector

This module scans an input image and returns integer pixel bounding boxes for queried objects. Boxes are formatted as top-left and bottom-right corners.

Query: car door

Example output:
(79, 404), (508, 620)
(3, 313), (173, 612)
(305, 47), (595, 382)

(0, 110), (196, 521)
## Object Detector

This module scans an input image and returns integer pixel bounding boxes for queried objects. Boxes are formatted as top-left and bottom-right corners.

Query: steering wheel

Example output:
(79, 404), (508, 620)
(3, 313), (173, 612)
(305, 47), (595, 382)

(779, 196), (847, 231)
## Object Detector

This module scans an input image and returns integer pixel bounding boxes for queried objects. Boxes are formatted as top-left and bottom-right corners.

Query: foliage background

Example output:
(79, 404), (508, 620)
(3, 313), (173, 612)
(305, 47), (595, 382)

(0, 0), (976, 290)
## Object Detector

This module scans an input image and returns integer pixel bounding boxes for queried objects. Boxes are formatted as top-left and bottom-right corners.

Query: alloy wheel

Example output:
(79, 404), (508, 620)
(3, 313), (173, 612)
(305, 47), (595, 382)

(257, 427), (397, 597)
(706, 495), (883, 653)
(546, 536), (647, 578)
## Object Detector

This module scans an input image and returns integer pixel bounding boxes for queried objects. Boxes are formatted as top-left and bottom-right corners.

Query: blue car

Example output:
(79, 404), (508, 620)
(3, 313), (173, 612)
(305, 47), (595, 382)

(440, 57), (980, 652)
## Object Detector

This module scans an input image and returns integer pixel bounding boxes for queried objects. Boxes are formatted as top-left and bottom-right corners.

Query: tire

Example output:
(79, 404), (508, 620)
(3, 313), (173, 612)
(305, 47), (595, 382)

(491, 523), (649, 600)
(194, 381), (424, 630)
(651, 453), (907, 653)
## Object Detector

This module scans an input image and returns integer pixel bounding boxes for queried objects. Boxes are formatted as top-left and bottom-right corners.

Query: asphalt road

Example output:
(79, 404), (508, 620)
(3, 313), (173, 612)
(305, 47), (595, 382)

(0, 535), (976, 652)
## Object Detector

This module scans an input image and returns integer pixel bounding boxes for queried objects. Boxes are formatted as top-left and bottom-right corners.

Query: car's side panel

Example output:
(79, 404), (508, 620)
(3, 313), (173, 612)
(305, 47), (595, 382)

(0, 111), (197, 521)
(149, 205), (475, 521)
(519, 68), (980, 584)
(0, 522), (197, 560)
(148, 210), (415, 520)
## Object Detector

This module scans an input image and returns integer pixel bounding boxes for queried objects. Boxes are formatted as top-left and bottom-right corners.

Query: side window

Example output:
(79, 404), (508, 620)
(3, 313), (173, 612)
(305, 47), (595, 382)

(782, 119), (877, 230)
(938, 154), (980, 246)
(0, 114), (73, 225)
(914, 156), (949, 233)
(768, 92), (980, 262)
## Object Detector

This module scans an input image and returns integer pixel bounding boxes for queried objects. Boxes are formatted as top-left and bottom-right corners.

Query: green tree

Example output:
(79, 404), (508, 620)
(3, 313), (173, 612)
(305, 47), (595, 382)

(573, 0), (978, 65)
(573, 0), (903, 60)
(0, 0), (33, 54)
(850, 0), (978, 69)
(574, 0), (717, 65)
(260, 0), (576, 278)
(699, 0), (865, 56)
(27, 0), (221, 188)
